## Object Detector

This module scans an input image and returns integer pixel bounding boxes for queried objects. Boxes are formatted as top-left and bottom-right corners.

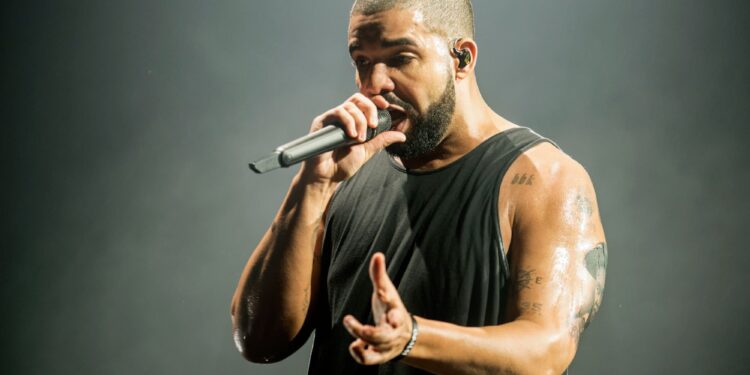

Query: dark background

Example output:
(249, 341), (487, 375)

(4, 1), (750, 374)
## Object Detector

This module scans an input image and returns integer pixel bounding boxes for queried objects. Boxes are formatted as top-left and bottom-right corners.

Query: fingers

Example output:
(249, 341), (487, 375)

(363, 131), (406, 156)
(349, 339), (369, 364)
(342, 102), (368, 142)
(332, 106), (359, 139)
(342, 93), (378, 142)
(312, 94), (380, 142)
(344, 315), (401, 365)
(370, 95), (390, 110)
(349, 338), (390, 365)
(349, 339), (372, 365)
(344, 312), (411, 365)
(349, 93), (380, 128)
(343, 315), (396, 345)
(310, 107), (356, 138)
(307, 93), (403, 176)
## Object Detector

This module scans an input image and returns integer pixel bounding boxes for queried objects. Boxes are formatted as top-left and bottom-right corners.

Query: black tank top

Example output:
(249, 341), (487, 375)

(308, 127), (557, 374)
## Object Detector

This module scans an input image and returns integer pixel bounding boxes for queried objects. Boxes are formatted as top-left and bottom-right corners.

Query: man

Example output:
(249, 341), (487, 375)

(231, 0), (607, 374)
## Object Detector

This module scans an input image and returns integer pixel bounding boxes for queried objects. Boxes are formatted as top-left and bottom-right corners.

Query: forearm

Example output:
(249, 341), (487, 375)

(403, 317), (575, 375)
(231, 172), (337, 360)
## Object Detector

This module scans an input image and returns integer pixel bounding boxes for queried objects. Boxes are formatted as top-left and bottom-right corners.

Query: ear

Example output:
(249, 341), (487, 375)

(451, 38), (478, 81)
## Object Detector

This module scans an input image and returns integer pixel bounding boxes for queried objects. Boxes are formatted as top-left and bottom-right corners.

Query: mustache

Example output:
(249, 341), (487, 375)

(382, 93), (414, 112)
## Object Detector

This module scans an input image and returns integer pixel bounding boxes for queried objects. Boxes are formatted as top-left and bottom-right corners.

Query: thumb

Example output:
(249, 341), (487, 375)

(369, 252), (400, 307)
(364, 131), (406, 156)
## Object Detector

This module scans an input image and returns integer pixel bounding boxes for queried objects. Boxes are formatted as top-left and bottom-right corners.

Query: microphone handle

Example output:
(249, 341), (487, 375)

(249, 109), (391, 174)
(279, 126), (358, 166)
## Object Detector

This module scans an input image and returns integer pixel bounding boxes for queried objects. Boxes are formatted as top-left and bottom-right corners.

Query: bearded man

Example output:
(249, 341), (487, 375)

(231, 1), (608, 374)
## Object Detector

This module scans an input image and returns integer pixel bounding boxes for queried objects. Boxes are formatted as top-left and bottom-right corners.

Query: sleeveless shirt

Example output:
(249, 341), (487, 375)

(308, 127), (557, 374)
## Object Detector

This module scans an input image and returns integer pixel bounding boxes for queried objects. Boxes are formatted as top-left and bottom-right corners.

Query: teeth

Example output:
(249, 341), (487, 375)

(391, 117), (407, 132)
(387, 107), (407, 131)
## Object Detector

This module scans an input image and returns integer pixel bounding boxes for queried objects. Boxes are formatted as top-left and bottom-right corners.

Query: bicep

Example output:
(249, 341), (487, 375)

(502, 156), (607, 344)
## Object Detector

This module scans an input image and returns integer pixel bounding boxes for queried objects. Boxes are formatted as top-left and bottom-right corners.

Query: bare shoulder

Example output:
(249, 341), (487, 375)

(509, 141), (591, 185)
(499, 141), (602, 237)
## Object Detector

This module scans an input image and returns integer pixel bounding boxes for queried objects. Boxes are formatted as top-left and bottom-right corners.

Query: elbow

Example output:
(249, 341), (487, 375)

(230, 306), (286, 364)
(229, 295), (308, 364)
(231, 307), (300, 364)
(230, 297), (284, 363)
(232, 325), (290, 364)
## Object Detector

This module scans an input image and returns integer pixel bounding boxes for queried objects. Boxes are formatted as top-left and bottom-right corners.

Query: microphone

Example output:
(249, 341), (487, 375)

(249, 109), (392, 174)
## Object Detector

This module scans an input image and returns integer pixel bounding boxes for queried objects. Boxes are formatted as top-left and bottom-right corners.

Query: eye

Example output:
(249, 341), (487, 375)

(352, 57), (371, 69)
(387, 55), (414, 67)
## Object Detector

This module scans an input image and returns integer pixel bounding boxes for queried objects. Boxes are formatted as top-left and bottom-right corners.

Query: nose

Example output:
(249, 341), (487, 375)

(359, 63), (395, 97)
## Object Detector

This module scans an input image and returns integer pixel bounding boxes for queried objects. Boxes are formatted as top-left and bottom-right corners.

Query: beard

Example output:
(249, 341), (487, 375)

(383, 75), (456, 160)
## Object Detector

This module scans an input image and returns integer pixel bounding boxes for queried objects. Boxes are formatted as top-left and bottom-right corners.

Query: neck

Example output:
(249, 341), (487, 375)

(395, 75), (516, 171)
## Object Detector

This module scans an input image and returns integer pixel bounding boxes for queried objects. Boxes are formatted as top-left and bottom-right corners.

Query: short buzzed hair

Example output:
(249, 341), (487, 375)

(351, 0), (475, 40)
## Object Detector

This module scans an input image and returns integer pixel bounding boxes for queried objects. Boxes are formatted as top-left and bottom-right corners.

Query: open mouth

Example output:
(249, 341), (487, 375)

(387, 106), (408, 133)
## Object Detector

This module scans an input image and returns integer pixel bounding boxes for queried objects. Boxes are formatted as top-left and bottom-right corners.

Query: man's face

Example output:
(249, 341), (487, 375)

(348, 7), (456, 159)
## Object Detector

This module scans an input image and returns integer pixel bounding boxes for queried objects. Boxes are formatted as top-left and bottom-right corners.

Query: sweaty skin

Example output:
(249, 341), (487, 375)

(231, 5), (606, 374)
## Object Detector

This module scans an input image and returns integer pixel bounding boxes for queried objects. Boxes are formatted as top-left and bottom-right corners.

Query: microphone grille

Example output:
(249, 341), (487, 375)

(367, 109), (392, 140)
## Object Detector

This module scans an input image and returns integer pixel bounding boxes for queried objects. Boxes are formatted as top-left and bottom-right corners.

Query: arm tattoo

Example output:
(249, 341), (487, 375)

(584, 242), (607, 320)
(511, 173), (535, 185)
(576, 194), (593, 217)
(512, 268), (543, 292)
(569, 242), (608, 340)
(519, 301), (543, 316)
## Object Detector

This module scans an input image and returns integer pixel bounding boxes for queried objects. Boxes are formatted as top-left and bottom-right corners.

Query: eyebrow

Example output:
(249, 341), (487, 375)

(348, 37), (419, 55)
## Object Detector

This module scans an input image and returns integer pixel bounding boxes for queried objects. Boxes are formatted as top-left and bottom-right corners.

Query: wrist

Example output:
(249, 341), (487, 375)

(394, 314), (419, 361)
(295, 169), (339, 194)
(282, 172), (339, 219)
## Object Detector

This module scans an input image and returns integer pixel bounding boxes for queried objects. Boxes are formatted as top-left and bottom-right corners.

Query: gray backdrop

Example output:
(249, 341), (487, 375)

(5, 0), (750, 374)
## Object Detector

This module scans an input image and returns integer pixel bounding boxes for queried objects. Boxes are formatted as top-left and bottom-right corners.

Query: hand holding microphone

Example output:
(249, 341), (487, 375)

(250, 94), (406, 183)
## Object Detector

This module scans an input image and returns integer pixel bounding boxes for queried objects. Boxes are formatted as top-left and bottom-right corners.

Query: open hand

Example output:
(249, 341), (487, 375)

(342, 252), (413, 365)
